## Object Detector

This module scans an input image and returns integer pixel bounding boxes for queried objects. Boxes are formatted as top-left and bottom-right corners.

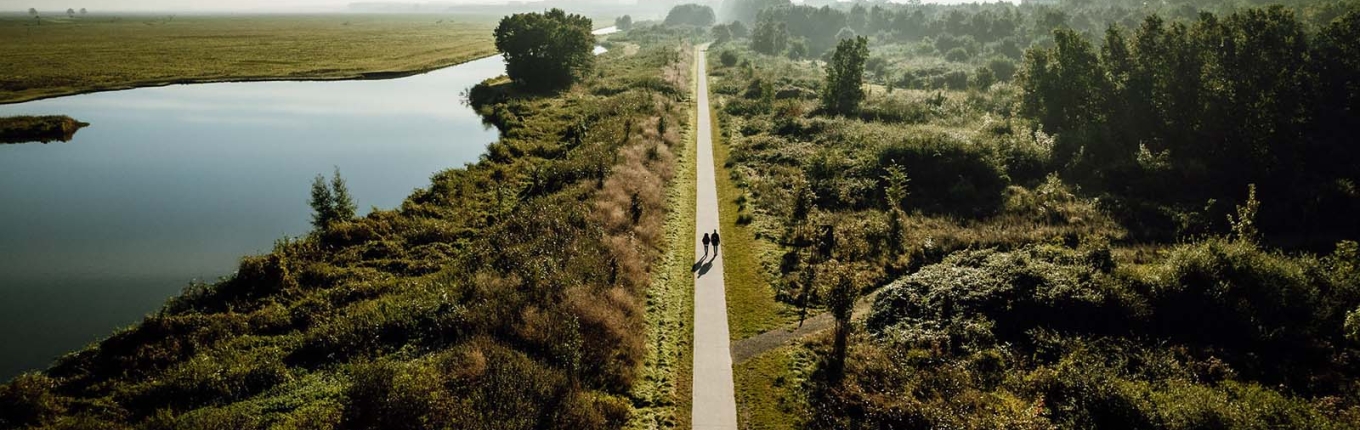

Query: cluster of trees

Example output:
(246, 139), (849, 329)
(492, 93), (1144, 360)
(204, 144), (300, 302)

(710, 20), (747, 44)
(1020, 8), (1360, 241)
(308, 168), (357, 230)
(614, 14), (631, 31)
(494, 8), (595, 92)
(663, 4), (715, 27)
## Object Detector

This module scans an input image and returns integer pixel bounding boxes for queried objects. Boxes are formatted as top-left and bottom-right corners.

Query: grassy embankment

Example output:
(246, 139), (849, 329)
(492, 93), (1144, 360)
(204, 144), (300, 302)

(0, 14), (501, 104)
(0, 115), (88, 144)
(623, 31), (700, 430)
(0, 25), (697, 429)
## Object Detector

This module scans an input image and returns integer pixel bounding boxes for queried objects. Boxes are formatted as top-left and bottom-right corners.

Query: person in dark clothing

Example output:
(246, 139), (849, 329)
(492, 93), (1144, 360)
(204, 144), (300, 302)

(702, 232), (711, 255)
(712, 229), (721, 254)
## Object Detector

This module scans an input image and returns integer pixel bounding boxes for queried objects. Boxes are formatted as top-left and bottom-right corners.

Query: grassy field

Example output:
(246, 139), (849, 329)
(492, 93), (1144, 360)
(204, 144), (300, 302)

(0, 14), (502, 103)
(734, 342), (814, 430)
(711, 107), (800, 341)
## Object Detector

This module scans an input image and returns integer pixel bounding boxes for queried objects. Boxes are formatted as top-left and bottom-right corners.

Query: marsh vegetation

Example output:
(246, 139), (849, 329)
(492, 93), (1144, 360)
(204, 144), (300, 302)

(0, 116), (87, 144)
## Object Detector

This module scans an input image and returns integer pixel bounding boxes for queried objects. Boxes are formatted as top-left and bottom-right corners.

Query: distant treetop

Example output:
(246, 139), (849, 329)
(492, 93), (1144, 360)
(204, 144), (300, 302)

(665, 4), (716, 27)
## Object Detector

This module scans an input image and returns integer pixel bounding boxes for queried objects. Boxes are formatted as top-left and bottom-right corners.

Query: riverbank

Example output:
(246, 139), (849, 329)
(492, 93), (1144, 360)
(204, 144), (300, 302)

(0, 25), (699, 428)
(0, 115), (88, 144)
(0, 14), (501, 104)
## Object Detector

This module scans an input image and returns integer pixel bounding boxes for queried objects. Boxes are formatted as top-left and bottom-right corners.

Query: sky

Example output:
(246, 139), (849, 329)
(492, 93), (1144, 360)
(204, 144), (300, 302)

(5, 0), (1012, 13)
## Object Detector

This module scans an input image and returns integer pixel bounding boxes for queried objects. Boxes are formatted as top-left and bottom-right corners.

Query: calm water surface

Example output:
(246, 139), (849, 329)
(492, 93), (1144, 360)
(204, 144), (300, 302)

(0, 28), (615, 379)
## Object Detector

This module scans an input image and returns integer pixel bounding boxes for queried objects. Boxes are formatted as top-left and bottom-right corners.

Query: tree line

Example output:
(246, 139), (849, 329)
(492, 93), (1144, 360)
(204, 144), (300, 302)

(1020, 7), (1360, 243)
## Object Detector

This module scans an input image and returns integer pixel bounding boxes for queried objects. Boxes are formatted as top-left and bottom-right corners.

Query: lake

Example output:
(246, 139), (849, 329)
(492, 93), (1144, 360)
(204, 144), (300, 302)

(0, 27), (615, 379)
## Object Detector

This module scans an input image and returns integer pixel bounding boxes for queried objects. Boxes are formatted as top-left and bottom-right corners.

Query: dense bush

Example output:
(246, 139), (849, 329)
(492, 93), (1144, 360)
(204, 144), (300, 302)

(826, 240), (1360, 429)
(494, 9), (595, 92)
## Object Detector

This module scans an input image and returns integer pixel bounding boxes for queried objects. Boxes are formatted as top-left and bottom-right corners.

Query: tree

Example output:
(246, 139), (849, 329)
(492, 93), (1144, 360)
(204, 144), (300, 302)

(883, 162), (910, 250)
(28, 8), (37, 16)
(310, 168), (357, 230)
(80, 8), (86, 15)
(494, 9), (594, 92)
(720, 50), (739, 67)
(712, 24), (732, 44)
(820, 36), (869, 115)
(664, 4), (715, 27)
(972, 66), (995, 90)
(1018, 28), (1104, 134)
(787, 39), (806, 60)
(751, 17), (788, 55)
(728, 20), (749, 39)
(819, 260), (856, 381)
(66, 8), (74, 18)
(614, 15), (631, 31)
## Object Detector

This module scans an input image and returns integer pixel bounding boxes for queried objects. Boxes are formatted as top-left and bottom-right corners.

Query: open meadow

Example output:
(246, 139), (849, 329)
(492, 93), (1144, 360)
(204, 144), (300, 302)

(0, 13), (501, 103)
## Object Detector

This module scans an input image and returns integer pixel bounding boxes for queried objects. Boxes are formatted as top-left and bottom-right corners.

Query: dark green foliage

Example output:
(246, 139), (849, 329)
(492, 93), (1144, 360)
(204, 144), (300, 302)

(875, 132), (1006, 216)
(727, 20), (749, 39)
(613, 15), (631, 31)
(750, 17), (788, 55)
(720, 50), (739, 67)
(0, 373), (62, 428)
(1018, 7), (1360, 243)
(829, 240), (1360, 429)
(943, 46), (969, 62)
(820, 36), (868, 115)
(711, 24), (732, 44)
(494, 9), (594, 92)
(664, 4), (716, 27)
(309, 168), (356, 230)
(972, 65), (995, 90)
(985, 57), (1016, 81)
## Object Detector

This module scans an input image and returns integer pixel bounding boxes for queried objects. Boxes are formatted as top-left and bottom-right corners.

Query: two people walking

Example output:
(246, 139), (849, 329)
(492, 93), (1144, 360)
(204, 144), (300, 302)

(703, 229), (721, 256)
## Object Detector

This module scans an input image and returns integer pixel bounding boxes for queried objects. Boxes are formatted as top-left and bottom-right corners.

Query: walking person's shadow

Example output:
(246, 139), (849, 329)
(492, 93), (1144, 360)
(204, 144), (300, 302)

(696, 251), (715, 277)
(693, 247), (707, 273)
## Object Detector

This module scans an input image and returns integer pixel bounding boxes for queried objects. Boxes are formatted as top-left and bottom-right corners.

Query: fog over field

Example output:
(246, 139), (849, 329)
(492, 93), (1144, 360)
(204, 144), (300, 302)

(5, 0), (1012, 13)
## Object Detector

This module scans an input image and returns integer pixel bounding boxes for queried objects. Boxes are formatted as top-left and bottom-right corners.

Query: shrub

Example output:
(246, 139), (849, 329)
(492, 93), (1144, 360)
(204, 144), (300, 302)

(0, 373), (62, 428)
(720, 50), (739, 67)
(944, 47), (971, 62)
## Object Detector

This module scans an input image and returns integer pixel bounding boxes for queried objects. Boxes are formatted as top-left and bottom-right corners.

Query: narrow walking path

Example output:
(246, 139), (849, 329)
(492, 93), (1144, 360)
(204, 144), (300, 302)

(730, 290), (882, 364)
(691, 46), (739, 430)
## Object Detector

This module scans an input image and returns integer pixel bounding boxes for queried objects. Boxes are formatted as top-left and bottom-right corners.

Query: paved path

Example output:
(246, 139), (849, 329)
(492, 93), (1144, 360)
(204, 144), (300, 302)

(691, 46), (739, 430)
(730, 290), (882, 364)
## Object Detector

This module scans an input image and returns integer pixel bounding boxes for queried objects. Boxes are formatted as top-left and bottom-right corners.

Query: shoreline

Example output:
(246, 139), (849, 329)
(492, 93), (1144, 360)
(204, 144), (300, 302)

(0, 50), (499, 106)
(1, 26), (618, 106)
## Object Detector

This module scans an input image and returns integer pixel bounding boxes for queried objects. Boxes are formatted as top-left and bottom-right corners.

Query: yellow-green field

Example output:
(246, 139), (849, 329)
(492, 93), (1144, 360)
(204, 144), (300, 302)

(0, 14), (501, 103)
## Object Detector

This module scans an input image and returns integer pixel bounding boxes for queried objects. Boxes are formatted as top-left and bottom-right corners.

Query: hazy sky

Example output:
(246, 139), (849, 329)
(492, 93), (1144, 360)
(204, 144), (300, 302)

(6, 0), (1010, 13)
